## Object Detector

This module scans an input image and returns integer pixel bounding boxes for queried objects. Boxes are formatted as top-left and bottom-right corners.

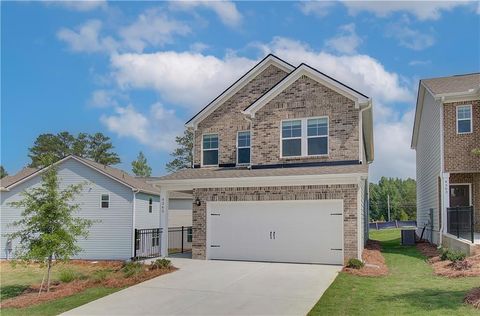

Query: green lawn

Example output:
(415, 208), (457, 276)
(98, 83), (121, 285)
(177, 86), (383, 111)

(309, 229), (480, 316)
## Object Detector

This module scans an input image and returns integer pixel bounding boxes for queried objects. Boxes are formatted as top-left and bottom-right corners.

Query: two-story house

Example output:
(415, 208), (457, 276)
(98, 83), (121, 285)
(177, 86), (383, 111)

(412, 73), (480, 255)
(151, 54), (374, 265)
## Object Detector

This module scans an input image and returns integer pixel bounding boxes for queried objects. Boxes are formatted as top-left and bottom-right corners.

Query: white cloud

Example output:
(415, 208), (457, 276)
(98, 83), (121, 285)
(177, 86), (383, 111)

(101, 103), (182, 151)
(119, 8), (191, 52)
(386, 23), (435, 50)
(371, 104), (416, 181)
(342, 1), (473, 20)
(298, 1), (336, 18)
(170, 1), (242, 27)
(88, 89), (126, 108)
(256, 37), (413, 104)
(325, 23), (362, 54)
(110, 51), (256, 109)
(57, 20), (117, 53)
(190, 42), (210, 53)
(47, 0), (107, 12)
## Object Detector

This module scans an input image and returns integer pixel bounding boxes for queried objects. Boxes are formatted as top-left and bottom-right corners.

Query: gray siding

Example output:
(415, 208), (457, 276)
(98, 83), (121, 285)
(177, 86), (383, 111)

(1, 158), (134, 260)
(168, 199), (193, 227)
(135, 193), (160, 229)
(416, 91), (442, 243)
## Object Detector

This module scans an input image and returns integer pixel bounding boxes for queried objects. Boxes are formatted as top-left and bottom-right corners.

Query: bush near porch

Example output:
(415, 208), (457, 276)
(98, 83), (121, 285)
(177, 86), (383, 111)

(309, 229), (480, 315)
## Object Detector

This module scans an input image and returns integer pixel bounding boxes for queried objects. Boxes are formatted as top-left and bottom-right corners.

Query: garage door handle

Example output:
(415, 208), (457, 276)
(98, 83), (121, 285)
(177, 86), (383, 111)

(270, 231), (272, 239)
(273, 231), (275, 239)
(330, 213), (342, 216)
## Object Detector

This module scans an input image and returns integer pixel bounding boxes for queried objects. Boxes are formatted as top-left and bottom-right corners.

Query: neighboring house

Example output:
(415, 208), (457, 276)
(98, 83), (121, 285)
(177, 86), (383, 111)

(412, 73), (480, 255)
(150, 54), (374, 265)
(0, 155), (161, 260)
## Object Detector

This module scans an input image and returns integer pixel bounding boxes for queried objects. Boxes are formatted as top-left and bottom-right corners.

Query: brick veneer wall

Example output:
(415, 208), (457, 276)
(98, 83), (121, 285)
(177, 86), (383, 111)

(450, 173), (480, 231)
(443, 100), (480, 173)
(191, 184), (360, 263)
(194, 65), (289, 166)
(252, 75), (360, 165)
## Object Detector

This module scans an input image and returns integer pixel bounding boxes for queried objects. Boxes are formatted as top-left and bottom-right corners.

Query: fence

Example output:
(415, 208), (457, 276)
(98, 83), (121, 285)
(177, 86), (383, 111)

(168, 226), (193, 254)
(447, 206), (474, 243)
(369, 220), (417, 230)
(133, 228), (162, 260)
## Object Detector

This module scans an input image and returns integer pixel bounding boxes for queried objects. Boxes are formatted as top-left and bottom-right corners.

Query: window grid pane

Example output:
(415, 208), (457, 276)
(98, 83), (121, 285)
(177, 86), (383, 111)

(203, 134), (218, 150)
(457, 106), (471, 120)
(307, 118), (328, 137)
(282, 120), (301, 138)
(237, 131), (250, 148)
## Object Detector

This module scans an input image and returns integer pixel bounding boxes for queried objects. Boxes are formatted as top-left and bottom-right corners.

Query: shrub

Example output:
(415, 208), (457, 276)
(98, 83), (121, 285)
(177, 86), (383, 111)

(122, 262), (144, 278)
(151, 258), (172, 270)
(440, 249), (466, 262)
(346, 258), (364, 269)
(91, 269), (110, 282)
(59, 269), (78, 283)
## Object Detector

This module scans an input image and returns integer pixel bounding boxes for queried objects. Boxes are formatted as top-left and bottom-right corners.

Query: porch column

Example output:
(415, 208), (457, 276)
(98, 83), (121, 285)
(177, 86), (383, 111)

(441, 172), (450, 235)
(160, 188), (169, 257)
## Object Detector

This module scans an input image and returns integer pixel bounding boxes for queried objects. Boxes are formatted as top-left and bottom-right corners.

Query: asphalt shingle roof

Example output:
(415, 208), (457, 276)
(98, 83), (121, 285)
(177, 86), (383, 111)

(422, 73), (480, 95)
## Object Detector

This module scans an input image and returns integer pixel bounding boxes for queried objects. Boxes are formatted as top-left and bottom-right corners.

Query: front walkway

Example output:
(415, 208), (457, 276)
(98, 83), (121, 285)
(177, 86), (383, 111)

(63, 258), (341, 316)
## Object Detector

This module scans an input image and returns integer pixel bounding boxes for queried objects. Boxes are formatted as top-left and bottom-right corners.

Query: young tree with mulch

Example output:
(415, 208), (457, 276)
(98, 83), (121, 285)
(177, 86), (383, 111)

(6, 160), (93, 293)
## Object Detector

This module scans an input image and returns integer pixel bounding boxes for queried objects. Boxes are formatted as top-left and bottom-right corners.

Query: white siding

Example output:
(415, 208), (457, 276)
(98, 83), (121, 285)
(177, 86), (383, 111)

(1, 159), (134, 260)
(135, 193), (160, 229)
(168, 198), (193, 227)
(416, 91), (442, 243)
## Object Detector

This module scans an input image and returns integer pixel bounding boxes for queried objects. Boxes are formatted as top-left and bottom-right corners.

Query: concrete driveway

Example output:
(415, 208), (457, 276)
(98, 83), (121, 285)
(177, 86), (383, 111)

(63, 258), (341, 316)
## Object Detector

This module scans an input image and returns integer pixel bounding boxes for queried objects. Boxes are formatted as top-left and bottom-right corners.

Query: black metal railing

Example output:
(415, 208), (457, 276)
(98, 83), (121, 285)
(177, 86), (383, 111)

(168, 226), (193, 254)
(133, 228), (162, 260)
(447, 206), (474, 243)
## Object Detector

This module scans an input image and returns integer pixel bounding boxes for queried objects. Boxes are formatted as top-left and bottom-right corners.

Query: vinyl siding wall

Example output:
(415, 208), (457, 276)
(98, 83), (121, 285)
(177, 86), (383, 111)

(169, 198), (193, 227)
(135, 193), (160, 229)
(416, 91), (442, 244)
(1, 159), (134, 260)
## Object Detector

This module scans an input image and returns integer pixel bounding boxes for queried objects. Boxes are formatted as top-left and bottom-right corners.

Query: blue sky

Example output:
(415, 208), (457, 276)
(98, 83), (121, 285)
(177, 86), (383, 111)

(2, 1), (479, 181)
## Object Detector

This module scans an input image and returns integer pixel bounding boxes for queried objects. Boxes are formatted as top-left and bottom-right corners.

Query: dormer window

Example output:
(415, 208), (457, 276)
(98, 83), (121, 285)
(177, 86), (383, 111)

(202, 134), (219, 166)
(237, 131), (251, 165)
(457, 105), (472, 134)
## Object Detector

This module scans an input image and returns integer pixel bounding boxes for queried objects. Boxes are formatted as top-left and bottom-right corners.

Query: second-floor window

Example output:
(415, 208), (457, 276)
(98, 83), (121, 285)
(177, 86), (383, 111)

(148, 198), (153, 213)
(237, 131), (251, 165)
(282, 117), (329, 157)
(457, 105), (472, 134)
(202, 134), (219, 166)
(101, 194), (109, 208)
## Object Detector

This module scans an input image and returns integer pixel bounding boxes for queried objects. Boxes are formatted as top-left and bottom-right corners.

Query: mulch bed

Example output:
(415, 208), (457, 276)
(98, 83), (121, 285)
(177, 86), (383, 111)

(464, 287), (480, 309)
(416, 242), (480, 278)
(343, 240), (388, 276)
(1, 262), (177, 309)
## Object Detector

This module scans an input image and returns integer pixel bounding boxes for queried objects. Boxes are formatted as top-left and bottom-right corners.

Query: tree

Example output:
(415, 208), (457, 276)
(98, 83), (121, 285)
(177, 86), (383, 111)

(28, 132), (120, 167)
(166, 129), (193, 172)
(369, 177), (417, 221)
(131, 151), (152, 177)
(87, 133), (120, 165)
(7, 161), (93, 293)
(0, 165), (8, 178)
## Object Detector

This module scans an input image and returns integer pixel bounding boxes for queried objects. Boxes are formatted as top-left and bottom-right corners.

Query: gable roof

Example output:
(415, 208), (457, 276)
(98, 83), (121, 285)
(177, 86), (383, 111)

(243, 63), (370, 116)
(185, 54), (295, 128)
(411, 73), (480, 149)
(0, 156), (160, 195)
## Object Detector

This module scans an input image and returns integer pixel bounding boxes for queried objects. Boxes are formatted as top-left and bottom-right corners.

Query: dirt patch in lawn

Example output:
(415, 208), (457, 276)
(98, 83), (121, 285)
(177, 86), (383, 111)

(464, 287), (480, 309)
(1, 262), (176, 309)
(416, 242), (480, 277)
(343, 240), (388, 277)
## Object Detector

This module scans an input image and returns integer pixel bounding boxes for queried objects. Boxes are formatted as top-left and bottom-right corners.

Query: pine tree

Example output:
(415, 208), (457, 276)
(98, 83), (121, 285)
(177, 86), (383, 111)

(166, 129), (193, 172)
(131, 151), (152, 177)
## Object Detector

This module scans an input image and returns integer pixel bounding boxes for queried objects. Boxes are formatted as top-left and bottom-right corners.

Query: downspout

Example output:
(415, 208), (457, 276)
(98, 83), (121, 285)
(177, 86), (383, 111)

(438, 98), (445, 248)
(244, 115), (253, 169)
(359, 99), (372, 163)
(132, 189), (139, 259)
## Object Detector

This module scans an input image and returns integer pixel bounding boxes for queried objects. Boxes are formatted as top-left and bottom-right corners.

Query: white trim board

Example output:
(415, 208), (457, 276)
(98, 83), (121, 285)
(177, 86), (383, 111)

(243, 64), (370, 117)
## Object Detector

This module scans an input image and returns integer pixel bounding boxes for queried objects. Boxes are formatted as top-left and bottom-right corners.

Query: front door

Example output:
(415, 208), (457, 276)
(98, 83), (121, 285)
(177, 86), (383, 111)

(449, 185), (471, 207)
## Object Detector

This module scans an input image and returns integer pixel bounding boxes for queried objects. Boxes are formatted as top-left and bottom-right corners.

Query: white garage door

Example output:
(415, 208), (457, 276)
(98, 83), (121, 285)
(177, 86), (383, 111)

(207, 200), (343, 264)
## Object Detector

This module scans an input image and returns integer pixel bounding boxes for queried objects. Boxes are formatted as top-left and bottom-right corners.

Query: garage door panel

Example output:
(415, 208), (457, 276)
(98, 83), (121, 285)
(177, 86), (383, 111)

(207, 200), (344, 264)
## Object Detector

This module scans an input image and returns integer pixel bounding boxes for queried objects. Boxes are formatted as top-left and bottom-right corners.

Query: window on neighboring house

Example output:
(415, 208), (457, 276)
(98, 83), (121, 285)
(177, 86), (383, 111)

(237, 131), (251, 165)
(101, 194), (109, 208)
(457, 105), (472, 134)
(281, 120), (302, 157)
(148, 198), (153, 213)
(307, 118), (328, 155)
(202, 134), (219, 166)
(187, 227), (193, 242)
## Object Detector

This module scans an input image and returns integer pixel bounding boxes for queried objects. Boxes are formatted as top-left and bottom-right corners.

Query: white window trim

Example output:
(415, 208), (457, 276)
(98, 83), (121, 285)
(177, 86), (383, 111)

(456, 104), (473, 134)
(236, 130), (251, 166)
(201, 133), (219, 167)
(280, 117), (329, 158)
(101, 194), (110, 209)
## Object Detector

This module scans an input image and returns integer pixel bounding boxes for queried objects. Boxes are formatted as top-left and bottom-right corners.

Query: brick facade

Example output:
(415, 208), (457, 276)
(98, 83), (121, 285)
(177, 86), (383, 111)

(191, 184), (359, 263)
(194, 65), (289, 166)
(450, 173), (480, 231)
(252, 75), (359, 165)
(443, 100), (480, 173)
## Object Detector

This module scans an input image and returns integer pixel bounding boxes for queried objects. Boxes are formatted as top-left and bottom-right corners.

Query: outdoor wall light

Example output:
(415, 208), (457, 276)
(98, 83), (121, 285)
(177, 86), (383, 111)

(195, 198), (201, 206)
